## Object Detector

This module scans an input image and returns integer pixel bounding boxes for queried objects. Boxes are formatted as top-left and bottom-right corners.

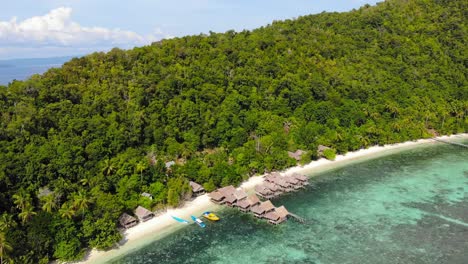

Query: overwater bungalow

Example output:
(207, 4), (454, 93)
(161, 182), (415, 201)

(189, 181), (206, 196)
(134, 206), (154, 222)
(291, 173), (309, 186)
(255, 200), (275, 218)
(218, 186), (237, 207)
(255, 185), (275, 200)
(234, 189), (249, 211)
(275, 178), (294, 192)
(209, 191), (225, 204)
(264, 182), (283, 196)
(119, 213), (138, 229)
(247, 194), (261, 208)
(284, 176), (301, 190)
(265, 206), (289, 225)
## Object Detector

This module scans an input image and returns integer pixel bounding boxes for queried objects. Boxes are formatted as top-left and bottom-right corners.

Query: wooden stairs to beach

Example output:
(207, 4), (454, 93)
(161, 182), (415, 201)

(432, 138), (468, 149)
(288, 213), (307, 224)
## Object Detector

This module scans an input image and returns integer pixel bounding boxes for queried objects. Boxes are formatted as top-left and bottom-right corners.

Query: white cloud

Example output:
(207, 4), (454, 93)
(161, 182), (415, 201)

(0, 7), (171, 58)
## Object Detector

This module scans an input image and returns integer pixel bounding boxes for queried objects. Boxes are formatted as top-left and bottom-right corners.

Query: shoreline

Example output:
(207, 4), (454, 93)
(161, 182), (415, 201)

(74, 133), (468, 264)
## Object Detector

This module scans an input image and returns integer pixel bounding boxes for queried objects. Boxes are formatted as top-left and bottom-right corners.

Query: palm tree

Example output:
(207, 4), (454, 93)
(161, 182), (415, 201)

(136, 161), (146, 187)
(12, 192), (29, 211)
(0, 214), (16, 232)
(102, 159), (115, 176)
(0, 232), (12, 264)
(59, 203), (76, 220)
(18, 204), (36, 224)
(40, 194), (57, 213)
(72, 191), (92, 215)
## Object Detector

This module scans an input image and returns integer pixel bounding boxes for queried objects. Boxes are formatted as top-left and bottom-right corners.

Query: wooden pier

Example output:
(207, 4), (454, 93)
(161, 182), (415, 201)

(432, 138), (468, 149)
(288, 213), (306, 224)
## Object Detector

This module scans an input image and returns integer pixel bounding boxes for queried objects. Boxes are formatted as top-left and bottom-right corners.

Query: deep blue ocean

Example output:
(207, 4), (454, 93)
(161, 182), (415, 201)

(0, 56), (73, 85)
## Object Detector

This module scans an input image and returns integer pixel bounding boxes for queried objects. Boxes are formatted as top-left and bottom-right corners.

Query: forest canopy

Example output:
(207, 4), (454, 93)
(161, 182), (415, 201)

(0, 0), (467, 262)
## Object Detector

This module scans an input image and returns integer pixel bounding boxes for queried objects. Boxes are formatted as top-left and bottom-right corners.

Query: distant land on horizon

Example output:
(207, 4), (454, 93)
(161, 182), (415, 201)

(0, 56), (76, 85)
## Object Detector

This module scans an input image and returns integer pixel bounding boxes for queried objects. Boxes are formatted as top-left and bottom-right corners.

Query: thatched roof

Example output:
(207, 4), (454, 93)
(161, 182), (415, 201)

(224, 194), (237, 203)
(209, 191), (224, 201)
(250, 204), (264, 214)
(284, 176), (299, 185)
(260, 200), (275, 212)
(255, 185), (272, 195)
(119, 213), (138, 226)
(234, 189), (248, 200)
(264, 211), (280, 221)
(218, 186), (236, 197)
(275, 178), (290, 188)
(288, 149), (305, 161)
(264, 182), (280, 192)
(291, 173), (308, 182)
(236, 199), (250, 209)
(247, 194), (260, 206)
(134, 206), (153, 219)
(275, 206), (289, 218)
(189, 181), (205, 192)
(265, 174), (279, 183)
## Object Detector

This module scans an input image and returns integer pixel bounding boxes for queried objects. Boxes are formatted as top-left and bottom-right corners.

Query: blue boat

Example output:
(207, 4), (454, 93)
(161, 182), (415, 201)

(191, 215), (206, 228)
(171, 215), (189, 224)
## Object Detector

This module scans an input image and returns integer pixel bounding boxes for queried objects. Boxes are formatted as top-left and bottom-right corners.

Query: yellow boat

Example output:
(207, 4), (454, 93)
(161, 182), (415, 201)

(203, 211), (220, 221)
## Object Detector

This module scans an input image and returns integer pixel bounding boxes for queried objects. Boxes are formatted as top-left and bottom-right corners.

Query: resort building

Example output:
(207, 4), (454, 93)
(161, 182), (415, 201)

(234, 189), (249, 212)
(264, 206), (289, 225)
(189, 181), (206, 196)
(218, 186), (237, 207)
(134, 206), (154, 222)
(291, 173), (309, 186)
(255, 184), (275, 200)
(247, 194), (261, 211)
(252, 200), (275, 218)
(209, 191), (225, 204)
(118, 213), (138, 229)
(264, 182), (283, 196)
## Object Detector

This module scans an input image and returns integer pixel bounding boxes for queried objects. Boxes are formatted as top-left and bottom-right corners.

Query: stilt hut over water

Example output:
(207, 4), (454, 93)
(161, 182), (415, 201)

(255, 185), (275, 200)
(189, 181), (206, 196)
(234, 189), (249, 211)
(291, 173), (309, 186)
(218, 186), (237, 207)
(209, 191), (225, 204)
(252, 200), (275, 218)
(119, 213), (138, 229)
(264, 182), (282, 196)
(134, 206), (154, 222)
(247, 194), (261, 210)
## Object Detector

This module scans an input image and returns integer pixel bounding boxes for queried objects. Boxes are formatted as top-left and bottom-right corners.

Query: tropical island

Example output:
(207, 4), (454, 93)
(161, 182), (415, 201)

(0, 0), (466, 263)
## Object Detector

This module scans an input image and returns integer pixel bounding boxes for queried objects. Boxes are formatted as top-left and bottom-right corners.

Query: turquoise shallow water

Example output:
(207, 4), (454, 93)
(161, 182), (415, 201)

(111, 141), (468, 264)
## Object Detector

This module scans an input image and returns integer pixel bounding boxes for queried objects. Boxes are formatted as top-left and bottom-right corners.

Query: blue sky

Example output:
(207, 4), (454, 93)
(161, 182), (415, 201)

(0, 0), (381, 59)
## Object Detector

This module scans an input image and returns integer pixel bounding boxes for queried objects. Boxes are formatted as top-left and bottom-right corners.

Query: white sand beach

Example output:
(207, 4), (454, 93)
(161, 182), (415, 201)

(75, 133), (468, 264)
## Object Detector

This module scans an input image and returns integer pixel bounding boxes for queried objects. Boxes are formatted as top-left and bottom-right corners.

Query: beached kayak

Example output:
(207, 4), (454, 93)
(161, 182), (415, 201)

(202, 211), (220, 221)
(191, 215), (206, 228)
(171, 215), (189, 224)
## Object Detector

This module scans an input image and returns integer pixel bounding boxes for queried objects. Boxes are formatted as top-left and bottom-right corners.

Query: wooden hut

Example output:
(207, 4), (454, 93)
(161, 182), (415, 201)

(134, 206), (154, 222)
(291, 173), (309, 186)
(234, 189), (249, 211)
(287, 149), (305, 161)
(189, 181), (206, 196)
(218, 186), (237, 207)
(265, 205), (289, 225)
(264, 182), (283, 196)
(253, 201), (275, 218)
(284, 176), (301, 190)
(209, 191), (225, 204)
(275, 178), (294, 192)
(119, 213), (138, 229)
(255, 185), (275, 200)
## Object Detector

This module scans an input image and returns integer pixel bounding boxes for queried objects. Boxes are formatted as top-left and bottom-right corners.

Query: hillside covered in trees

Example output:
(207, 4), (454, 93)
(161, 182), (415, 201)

(0, 0), (467, 262)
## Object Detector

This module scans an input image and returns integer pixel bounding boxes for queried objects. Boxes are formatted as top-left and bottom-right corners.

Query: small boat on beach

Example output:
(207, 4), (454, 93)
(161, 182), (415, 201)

(191, 215), (206, 228)
(172, 215), (189, 224)
(202, 211), (220, 221)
